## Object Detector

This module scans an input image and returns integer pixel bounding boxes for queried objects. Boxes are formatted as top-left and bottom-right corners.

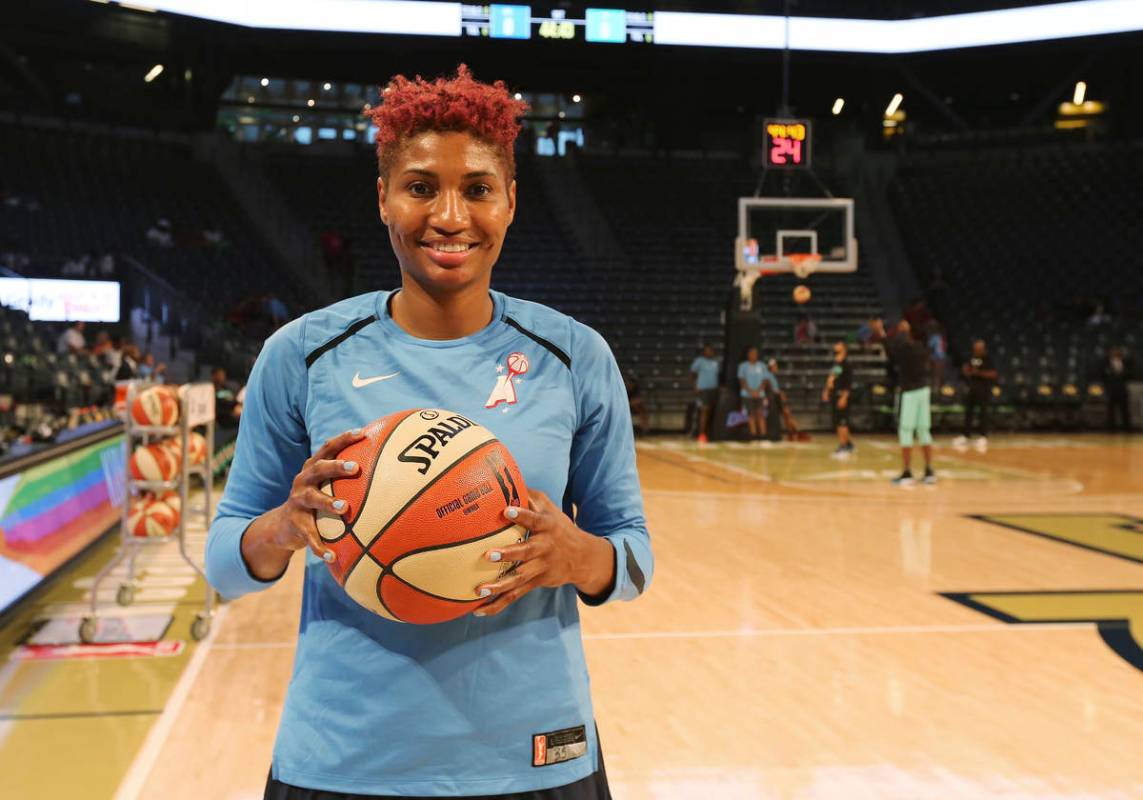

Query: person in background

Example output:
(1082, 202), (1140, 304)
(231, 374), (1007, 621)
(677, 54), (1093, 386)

(794, 314), (818, 346)
(887, 320), (936, 485)
(690, 344), (721, 444)
(115, 344), (140, 380)
(212, 366), (239, 427)
(90, 331), (112, 358)
(766, 358), (802, 441)
(857, 316), (887, 350)
(1102, 346), (1133, 432)
(623, 371), (651, 436)
(139, 352), (168, 382)
(57, 320), (86, 355)
(105, 335), (125, 376)
(738, 346), (772, 441)
(822, 341), (854, 458)
(928, 322), (947, 390)
(953, 339), (998, 452)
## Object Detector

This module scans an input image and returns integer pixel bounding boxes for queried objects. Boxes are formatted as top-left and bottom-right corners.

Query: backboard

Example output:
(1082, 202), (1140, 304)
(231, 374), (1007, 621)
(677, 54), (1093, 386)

(735, 197), (857, 276)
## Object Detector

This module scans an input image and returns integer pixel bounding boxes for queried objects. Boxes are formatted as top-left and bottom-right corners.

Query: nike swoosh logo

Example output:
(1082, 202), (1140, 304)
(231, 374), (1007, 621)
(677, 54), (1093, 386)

(352, 371), (400, 388)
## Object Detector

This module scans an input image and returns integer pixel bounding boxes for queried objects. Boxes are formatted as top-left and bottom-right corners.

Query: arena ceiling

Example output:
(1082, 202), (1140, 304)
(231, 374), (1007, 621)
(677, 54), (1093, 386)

(2, 1), (1139, 134)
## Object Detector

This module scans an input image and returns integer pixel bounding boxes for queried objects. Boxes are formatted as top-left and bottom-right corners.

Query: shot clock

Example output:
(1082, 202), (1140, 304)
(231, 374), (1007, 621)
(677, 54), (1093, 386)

(764, 118), (811, 169)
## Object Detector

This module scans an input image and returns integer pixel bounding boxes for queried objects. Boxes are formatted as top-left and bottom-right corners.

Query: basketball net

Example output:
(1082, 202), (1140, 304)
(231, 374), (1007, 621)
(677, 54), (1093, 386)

(789, 253), (822, 279)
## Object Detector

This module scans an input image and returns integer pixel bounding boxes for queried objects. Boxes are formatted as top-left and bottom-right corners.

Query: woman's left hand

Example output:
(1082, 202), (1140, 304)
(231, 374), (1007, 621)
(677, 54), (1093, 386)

(475, 490), (615, 617)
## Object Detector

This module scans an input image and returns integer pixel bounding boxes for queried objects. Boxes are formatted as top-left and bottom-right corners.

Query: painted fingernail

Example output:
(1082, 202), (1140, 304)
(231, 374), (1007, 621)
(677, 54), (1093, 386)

(473, 611), (486, 617)
(477, 588), (492, 598)
(343, 460), (358, 472)
(505, 507), (519, 520)
(350, 428), (363, 436)
(332, 499), (347, 512)
(322, 550), (335, 563)
(488, 551), (502, 562)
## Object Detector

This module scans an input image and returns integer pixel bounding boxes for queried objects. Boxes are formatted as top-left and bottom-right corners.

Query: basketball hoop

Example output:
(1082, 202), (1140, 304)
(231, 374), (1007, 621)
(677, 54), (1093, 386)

(789, 253), (822, 279)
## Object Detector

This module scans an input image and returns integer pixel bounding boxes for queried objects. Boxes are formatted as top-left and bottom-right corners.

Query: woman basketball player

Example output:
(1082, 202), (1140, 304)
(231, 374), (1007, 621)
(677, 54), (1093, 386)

(205, 66), (654, 799)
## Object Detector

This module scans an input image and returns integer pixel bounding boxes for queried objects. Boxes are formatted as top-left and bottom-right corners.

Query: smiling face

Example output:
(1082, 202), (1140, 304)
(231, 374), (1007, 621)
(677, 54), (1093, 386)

(378, 131), (516, 296)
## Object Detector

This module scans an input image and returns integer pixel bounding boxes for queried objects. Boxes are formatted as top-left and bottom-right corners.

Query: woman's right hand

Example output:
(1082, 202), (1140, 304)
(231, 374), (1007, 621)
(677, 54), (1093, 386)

(241, 428), (363, 579)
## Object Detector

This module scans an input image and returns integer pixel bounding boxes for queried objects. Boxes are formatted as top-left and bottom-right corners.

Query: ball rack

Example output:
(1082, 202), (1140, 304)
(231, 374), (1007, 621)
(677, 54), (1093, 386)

(79, 381), (218, 643)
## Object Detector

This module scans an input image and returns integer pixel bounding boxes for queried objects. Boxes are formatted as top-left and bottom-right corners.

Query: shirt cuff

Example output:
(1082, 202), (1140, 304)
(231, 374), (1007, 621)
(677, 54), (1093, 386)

(206, 515), (288, 599)
(577, 533), (648, 607)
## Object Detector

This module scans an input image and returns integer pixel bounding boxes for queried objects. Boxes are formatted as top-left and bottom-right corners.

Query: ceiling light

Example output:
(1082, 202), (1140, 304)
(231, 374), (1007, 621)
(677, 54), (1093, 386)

(831, 97), (844, 115)
(307, 99), (315, 107)
(1073, 80), (1086, 105)
(572, 94), (581, 103)
(143, 64), (164, 83)
(884, 93), (903, 117)
(261, 77), (269, 87)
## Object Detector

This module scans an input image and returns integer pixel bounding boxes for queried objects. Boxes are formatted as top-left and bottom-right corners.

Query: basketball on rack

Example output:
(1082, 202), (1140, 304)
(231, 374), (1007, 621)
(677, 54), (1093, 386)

(159, 489), (181, 515)
(158, 437), (183, 466)
(186, 431), (208, 465)
(315, 408), (529, 624)
(129, 443), (179, 482)
(131, 386), (180, 427)
(127, 496), (179, 537)
(793, 284), (812, 304)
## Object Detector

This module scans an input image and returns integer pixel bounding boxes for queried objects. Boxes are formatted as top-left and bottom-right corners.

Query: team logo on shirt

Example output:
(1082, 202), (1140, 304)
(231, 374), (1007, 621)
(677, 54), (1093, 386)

(484, 351), (529, 409)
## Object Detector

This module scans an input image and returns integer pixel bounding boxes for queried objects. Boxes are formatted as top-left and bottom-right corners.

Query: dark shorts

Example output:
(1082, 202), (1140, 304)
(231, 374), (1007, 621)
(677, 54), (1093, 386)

(744, 396), (765, 414)
(264, 749), (610, 800)
(697, 389), (719, 409)
(832, 403), (850, 429)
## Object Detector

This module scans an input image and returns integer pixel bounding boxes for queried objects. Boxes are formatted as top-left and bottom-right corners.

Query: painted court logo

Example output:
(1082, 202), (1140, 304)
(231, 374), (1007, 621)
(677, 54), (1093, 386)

(485, 352), (529, 409)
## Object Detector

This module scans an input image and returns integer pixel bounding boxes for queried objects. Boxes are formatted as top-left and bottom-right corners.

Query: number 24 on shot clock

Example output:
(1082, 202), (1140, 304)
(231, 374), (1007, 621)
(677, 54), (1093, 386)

(764, 118), (811, 169)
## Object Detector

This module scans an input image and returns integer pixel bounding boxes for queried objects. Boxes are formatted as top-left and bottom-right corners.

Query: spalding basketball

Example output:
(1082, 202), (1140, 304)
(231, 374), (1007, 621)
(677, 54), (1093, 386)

(158, 437), (183, 465)
(131, 386), (179, 427)
(129, 443), (179, 482)
(316, 408), (529, 624)
(186, 431), (207, 465)
(127, 496), (179, 537)
(793, 285), (812, 304)
(159, 490), (181, 515)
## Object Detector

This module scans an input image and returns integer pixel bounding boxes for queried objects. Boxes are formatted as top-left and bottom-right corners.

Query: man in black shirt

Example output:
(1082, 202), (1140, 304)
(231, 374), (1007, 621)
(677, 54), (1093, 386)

(821, 342), (854, 458)
(954, 339), (998, 451)
(886, 321), (936, 485)
(1102, 346), (1133, 432)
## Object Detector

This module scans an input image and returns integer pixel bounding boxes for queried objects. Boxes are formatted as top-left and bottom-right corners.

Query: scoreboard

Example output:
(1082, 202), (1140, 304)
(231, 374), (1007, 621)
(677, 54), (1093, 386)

(763, 118), (811, 169)
(461, 5), (654, 43)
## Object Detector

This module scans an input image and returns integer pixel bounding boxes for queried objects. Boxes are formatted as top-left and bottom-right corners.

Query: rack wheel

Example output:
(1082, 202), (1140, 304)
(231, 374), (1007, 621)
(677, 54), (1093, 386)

(190, 614), (211, 641)
(116, 584), (135, 606)
(79, 617), (98, 644)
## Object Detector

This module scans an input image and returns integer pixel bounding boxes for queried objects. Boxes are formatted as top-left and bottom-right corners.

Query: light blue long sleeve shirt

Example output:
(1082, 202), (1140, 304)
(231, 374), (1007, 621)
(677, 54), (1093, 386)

(205, 290), (653, 796)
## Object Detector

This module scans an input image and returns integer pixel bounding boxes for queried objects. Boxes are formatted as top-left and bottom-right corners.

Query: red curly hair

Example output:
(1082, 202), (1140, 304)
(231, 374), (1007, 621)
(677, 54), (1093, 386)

(366, 64), (529, 181)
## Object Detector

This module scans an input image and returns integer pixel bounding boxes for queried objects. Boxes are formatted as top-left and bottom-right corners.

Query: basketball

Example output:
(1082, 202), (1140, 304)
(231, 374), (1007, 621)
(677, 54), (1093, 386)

(158, 437), (183, 464)
(159, 489), (181, 515)
(793, 284), (812, 304)
(129, 443), (179, 482)
(186, 431), (208, 465)
(127, 496), (179, 537)
(131, 385), (179, 427)
(315, 408), (529, 624)
(507, 351), (529, 375)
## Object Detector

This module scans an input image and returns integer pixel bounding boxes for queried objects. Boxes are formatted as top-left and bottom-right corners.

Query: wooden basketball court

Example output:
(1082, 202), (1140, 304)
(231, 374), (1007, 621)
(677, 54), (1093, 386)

(2, 434), (1140, 799)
